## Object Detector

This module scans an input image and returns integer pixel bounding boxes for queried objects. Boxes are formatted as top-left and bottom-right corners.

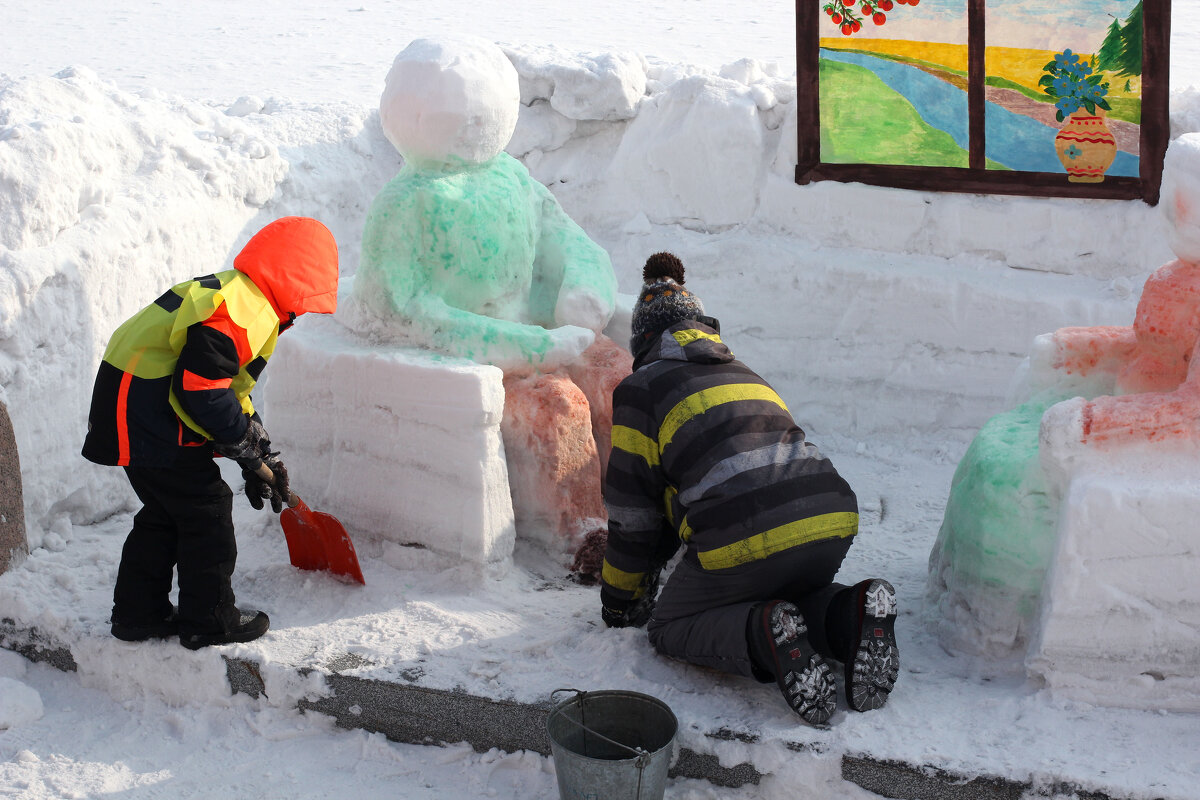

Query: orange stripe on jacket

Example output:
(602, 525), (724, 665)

(181, 369), (234, 392)
(202, 303), (252, 366)
(116, 371), (133, 466)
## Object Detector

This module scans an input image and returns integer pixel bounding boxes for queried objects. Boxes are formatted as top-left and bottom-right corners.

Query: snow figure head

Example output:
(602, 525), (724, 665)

(1162, 133), (1200, 264)
(379, 37), (520, 169)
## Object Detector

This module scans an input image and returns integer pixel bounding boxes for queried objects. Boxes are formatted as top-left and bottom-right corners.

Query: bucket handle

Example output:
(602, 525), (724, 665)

(549, 688), (653, 770)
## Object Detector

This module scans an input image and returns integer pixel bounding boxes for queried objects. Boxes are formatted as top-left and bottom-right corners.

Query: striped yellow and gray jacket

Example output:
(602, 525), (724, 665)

(600, 319), (858, 611)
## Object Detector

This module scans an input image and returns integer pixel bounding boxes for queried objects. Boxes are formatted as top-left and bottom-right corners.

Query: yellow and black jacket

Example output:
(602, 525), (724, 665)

(600, 320), (858, 611)
(82, 217), (339, 468)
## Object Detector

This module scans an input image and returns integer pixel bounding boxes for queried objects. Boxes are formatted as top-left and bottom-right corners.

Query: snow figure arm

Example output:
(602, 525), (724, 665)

(530, 183), (617, 335)
(408, 292), (595, 371)
(1026, 326), (1137, 399)
(1040, 382), (1200, 494)
(1040, 328), (1200, 485)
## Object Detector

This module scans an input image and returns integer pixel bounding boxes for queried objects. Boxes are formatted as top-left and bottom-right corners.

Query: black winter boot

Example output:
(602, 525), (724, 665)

(180, 608), (270, 650)
(755, 601), (837, 725)
(839, 579), (899, 712)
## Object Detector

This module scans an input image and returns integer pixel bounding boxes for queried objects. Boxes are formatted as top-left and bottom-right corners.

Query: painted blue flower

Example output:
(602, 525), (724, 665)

(1045, 49), (1107, 114)
(1057, 97), (1083, 115)
(1064, 145), (1082, 160)
(1055, 49), (1080, 69)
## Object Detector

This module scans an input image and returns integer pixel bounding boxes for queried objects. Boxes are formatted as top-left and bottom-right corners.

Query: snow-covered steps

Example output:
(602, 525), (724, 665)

(0, 619), (1163, 800)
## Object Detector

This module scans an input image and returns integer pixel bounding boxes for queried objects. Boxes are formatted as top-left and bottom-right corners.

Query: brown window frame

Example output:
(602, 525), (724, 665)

(794, 0), (1172, 204)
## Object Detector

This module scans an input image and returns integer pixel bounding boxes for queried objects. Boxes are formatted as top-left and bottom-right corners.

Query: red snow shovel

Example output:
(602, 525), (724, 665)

(253, 462), (365, 585)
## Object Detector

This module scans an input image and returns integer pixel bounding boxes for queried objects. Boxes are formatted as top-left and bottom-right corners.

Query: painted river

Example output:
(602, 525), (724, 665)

(821, 49), (1139, 177)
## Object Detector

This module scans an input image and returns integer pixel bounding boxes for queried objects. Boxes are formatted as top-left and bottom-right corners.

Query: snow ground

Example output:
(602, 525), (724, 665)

(3, 3), (1200, 799)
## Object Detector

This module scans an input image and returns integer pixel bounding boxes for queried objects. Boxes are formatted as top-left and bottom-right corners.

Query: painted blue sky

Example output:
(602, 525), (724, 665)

(844, 0), (1142, 51)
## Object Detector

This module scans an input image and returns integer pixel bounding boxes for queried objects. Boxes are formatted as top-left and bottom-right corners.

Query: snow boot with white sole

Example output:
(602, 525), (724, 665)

(845, 579), (899, 712)
(758, 600), (837, 725)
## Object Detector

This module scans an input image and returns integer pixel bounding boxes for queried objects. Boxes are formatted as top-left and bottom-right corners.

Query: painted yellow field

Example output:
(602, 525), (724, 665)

(820, 37), (969, 71)
(819, 39), (1140, 100)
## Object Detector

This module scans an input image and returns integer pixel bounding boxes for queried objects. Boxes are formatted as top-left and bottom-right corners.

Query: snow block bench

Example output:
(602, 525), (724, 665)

(1027, 443), (1200, 712)
(262, 316), (517, 565)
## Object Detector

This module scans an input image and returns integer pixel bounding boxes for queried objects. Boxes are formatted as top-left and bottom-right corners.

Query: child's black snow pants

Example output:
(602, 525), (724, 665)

(113, 459), (239, 635)
(646, 535), (854, 679)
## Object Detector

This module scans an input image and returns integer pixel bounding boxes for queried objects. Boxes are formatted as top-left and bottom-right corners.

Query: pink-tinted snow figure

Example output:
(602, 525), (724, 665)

(1038, 136), (1200, 451)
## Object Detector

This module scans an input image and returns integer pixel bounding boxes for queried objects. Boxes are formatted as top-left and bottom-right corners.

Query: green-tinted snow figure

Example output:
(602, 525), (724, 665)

(927, 390), (1069, 657)
(353, 36), (616, 371)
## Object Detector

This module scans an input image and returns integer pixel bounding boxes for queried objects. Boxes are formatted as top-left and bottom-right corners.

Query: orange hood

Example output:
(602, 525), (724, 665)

(234, 216), (339, 320)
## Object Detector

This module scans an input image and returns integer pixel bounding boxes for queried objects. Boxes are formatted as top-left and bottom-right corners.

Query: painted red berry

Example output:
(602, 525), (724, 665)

(879, 0), (893, 9)
(873, 11), (886, 23)
(832, 12), (843, 23)
(841, 21), (853, 34)
(851, 19), (861, 31)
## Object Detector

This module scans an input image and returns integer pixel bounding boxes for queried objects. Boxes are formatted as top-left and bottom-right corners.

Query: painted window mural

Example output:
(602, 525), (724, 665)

(795, 0), (1170, 202)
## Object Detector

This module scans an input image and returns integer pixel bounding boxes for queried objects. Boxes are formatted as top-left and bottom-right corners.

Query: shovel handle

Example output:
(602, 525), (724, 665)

(252, 461), (302, 509)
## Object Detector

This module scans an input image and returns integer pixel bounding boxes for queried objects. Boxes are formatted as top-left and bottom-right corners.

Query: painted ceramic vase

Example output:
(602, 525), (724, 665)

(1054, 109), (1117, 183)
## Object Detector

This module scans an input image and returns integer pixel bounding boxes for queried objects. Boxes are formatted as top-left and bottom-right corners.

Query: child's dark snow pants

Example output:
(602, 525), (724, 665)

(113, 459), (239, 634)
(646, 536), (854, 679)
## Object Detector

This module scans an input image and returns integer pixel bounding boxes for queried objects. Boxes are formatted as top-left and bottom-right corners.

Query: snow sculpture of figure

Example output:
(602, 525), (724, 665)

(350, 36), (629, 554)
(929, 134), (1200, 662)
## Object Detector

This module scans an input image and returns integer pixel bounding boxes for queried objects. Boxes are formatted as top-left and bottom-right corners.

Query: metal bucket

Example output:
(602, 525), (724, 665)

(546, 689), (678, 800)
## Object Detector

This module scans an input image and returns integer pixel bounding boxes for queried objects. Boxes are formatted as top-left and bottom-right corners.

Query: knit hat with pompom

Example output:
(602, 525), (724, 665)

(630, 252), (705, 349)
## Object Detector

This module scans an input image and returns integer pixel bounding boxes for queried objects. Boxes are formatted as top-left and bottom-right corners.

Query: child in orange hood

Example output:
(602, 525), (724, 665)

(83, 217), (339, 649)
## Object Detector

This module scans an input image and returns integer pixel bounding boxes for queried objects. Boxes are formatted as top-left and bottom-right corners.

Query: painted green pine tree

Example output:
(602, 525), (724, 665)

(1095, 17), (1124, 73)
(1097, 0), (1143, 77)
(1116, 0), (1143, 77)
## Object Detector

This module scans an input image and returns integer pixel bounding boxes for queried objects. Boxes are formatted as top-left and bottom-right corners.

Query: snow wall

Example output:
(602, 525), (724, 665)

(2, 51), (1196, 547)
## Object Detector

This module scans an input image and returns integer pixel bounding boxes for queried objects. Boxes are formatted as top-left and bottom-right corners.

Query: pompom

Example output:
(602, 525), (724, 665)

(643, 252), (686, 285)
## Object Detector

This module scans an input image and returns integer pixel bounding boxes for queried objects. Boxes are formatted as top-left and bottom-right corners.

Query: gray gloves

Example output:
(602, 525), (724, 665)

(215, 417), (289, 513)
(214, 417), (270, 468)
